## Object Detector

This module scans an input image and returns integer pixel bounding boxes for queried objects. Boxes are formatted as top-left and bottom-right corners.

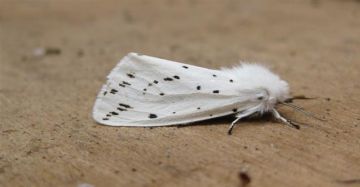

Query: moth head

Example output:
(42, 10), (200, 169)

(258, 78), (289, 108)
(266, 79), (289, 104)
(224, 63), (290, 104)
(256, 80), (288, 112)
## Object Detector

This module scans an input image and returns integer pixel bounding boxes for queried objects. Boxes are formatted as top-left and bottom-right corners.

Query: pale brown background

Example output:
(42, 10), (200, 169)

(1, 0), (360, 187)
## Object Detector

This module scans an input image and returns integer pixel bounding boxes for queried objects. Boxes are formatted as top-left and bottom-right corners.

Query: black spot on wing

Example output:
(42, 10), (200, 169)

(127, 73), (135, 78)
(102, 118), (109, 120)
(110, 89), (118, 94)
(164, 77), (173, 81)
(230, 79), (234, 83)
(143, 88), (147, 91)
(153, 80), (159, 84)
(182, 65), (189, 69)
(173, 75), (180, 79)
(213, 90), (220, 94)
(212, 74), (217, 77)
(172, 112), (176, 114)
(149, 114), (157, 119)
(232, 108), (238, 112)
(159, 93), (165, 96)
(106, 114), (111, 117)
(119, 84), (125, 87)
(110, 112), (119, 115)
(196, 85), (201, 90)
(117, 107), (127, 111)
(148, 83), (153, 86)
(103, 91), (107, 96)
(197, 107), (201, 110)
(122, 81), (131, 86)
(119, 103), (132, 109)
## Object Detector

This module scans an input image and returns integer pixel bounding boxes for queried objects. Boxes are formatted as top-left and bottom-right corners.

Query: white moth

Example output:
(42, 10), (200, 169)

(93, 52), (301, 134)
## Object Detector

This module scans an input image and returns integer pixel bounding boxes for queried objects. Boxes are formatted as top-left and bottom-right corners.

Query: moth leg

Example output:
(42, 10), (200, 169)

(228, 112), (253, 135)
(228, 117), (242, 135)
(271, 109), (300, 129)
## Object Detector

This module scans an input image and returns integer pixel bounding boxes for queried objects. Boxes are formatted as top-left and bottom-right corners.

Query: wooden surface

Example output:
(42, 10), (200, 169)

(1, 0), (360, 186)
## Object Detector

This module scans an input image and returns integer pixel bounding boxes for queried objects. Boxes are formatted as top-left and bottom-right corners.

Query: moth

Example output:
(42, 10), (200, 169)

(93, 53), (312, 134)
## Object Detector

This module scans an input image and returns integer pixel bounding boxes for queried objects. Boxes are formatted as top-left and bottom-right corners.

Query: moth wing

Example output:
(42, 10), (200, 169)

(92, 53), (263, 126)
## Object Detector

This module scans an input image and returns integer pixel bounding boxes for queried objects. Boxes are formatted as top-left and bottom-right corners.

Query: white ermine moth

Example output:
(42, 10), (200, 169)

(93, 53), (302, 134)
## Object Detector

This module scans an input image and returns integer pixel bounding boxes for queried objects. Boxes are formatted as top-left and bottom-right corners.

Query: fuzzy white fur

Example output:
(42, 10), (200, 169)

(222, 63), (289, 112)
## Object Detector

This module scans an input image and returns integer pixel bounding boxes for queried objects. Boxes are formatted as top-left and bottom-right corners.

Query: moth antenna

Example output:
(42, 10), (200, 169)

(279, 102), (325, 121)
(284, 95), (316, 103)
